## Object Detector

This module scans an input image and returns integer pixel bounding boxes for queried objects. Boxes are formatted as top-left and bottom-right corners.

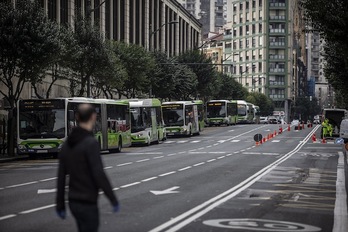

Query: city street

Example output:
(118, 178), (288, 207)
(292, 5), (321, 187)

(0, 124), (347, 232)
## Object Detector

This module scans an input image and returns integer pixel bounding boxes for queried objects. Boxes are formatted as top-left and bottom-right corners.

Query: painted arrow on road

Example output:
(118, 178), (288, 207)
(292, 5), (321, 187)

(37, 188), (57, 194)
(150, 186), (180, 195)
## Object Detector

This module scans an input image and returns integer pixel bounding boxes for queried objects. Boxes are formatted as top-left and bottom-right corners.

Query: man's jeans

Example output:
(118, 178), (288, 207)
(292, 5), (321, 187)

(69, 201), (99, 232)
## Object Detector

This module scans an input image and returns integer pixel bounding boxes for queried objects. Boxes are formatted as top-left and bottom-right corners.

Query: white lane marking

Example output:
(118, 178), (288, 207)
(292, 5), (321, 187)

(37, 189), (57, 194)
(164, 141), (175, 144)
(113, 187), (120, 191)
(262, 153), (280, 156)
(333, 152), (348, 232)
(177, 141), (188, 144)
(149, 125), (320, 232)
(104, 166), (113, 169)
(242, 152), (262, 155)
(190, 141), (201, 143)
(141, 177), (158, 182)
(178, 151), (186, 154)
(272, 140), (280, 143)
(0, 214), (16, 221)
(218, 140), (226, 143)
(167, 153), (177, 156)
(217, 156), (226, 159)
(117, 162), (132, 167)
(233, 151), (239, 154)
(5, 181), (38, 189)
(208, 151), (226, 154)
(178, 166), (192, 171)
(151, 186), (180, 195)
(193, 162), (205, 167)
(189, 152), (207, 154)
(207, 159), (216, 163)
(19, 204), (56, 214)
(240, 149), (246, 152)
(206, 145), (212, 148)
(228, 130), (235, 132)
(231, 140), (240, 143)
(251, 145), (256, 148)
(39, 177), (57, 182)
(136, 159), (150, 163)
(226, 154), (233, 157)
(153, 156), (164, 159)
(120, 182), (141, 188)
(213, 143), (219, 146)
(127, 152), (163, 155)
(246, 147), (251, 150)
(159, 171), (176, 177)
(197, 147), (205, 150)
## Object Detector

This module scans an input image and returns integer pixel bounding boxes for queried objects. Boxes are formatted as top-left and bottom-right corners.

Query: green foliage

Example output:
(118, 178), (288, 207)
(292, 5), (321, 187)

(151, 52), (197, 100)
(293, 97), (321, 120)
(111, 42), (156, 98)
(177, 50), (217, 100)
(246, 92), (274, 116)
(66, 16), (111, 97)
(213, 73), (248, 100)
(301, 0), (348, 108)
(0, 0), (61, 106)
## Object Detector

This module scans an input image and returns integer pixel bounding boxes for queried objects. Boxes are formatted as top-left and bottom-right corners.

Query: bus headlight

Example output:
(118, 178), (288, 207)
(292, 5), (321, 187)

(18, 145), (26, 150)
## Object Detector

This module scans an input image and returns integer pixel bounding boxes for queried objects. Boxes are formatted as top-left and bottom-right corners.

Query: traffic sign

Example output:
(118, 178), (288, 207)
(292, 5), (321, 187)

(335, 138), (344, 144)
(254, 134), (263, 142)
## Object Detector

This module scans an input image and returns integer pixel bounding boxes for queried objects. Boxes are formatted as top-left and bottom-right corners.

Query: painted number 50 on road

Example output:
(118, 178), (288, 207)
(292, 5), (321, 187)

(203, 218), (321, 232)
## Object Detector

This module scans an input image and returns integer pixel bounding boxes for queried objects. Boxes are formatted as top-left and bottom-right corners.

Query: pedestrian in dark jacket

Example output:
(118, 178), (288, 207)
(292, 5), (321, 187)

(56, 104), (119, 232)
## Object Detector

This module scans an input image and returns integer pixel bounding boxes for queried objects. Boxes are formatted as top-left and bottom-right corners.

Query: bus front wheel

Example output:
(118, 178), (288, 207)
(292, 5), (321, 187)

(115, 137), (122, 153)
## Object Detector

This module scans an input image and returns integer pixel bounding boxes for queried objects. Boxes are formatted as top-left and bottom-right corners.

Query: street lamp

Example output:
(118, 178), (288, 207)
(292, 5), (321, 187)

(149, 21), (178, 51)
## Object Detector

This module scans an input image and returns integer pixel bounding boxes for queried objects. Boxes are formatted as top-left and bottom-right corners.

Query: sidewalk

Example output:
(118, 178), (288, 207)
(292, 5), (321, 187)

(0, 154), (28, 163)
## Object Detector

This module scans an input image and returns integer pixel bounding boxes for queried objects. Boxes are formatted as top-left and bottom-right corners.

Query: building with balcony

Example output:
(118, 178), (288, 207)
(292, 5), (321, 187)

(178, 0), (225, 35)
(224, 0), (296, 120)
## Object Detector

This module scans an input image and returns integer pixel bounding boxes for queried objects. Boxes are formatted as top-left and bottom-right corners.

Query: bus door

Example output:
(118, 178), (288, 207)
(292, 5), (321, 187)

(151, 108), (158, 140)
(100, 104), (108, 150)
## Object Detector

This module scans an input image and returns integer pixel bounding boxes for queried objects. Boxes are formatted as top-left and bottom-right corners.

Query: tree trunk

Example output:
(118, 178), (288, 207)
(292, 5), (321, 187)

(6, 111), (16, 156)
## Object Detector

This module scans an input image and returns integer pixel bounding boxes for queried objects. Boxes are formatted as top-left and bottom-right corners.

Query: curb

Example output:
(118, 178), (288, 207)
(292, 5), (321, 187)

(0, 155), (28, 163)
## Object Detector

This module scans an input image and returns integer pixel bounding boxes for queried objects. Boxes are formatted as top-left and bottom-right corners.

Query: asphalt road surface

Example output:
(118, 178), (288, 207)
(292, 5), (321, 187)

(0, 124), (347, 232)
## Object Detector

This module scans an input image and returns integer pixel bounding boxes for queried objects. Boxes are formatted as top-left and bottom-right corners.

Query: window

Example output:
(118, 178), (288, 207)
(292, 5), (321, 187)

(246, 25), (249, 34)
(252, 11), (256, 20)
(252, 24), (256, 34)
(259, 0), (262, 7)
(246, 1), (249, 9)
(259, 23), (262, 33)
(246, 55), (249, 61)
(239, 39), (243, 49)
(258, 62), (262, 72)
(233, 28), (237, 36)
(240, 13), (243, 22)
(233, 4), (237, 11)
(239, 26), (243, 36)
(233, 41), (237, 49)
(246, 12), (250, 22)
(252, 37), (256, 47)
(252, 0), (256, 8)
(259, 10), (262, 20)
(246, 39), (249, 48)
(259, 36), (263, 46)
(240, 3), (243, 10)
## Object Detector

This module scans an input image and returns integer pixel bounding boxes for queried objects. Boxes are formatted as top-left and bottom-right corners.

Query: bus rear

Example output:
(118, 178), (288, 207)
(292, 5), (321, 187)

(17, 99), (66, 157)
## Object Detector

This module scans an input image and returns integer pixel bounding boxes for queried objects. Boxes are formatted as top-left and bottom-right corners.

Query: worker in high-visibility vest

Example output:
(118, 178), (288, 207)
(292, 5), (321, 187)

(327, 120), (333, 137)
(322, 119), (329, 137)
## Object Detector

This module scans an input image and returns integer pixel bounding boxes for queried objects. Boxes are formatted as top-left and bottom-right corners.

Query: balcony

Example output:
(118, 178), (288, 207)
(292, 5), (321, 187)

(269, 15), (286, 21)
(269, 28), (285, 34)
(269, 54), (285, 60)
(269, 2), (286, 8)
(270, 42), (285, 47)
(269, 68), (285, 73)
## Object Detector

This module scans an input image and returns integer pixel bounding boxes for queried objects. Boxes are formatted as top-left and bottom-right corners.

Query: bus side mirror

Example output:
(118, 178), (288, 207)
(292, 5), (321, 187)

(68, 110), (75, 121)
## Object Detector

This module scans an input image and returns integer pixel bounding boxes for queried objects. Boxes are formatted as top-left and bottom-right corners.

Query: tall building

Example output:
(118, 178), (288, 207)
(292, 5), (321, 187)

(224, 0), (296, 120)
(179, 0), (225, 35)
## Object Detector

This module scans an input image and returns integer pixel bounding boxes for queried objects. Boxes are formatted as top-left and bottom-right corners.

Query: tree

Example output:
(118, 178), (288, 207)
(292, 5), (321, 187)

(0, 0), (61, 155)
(177, 50), (217, 101)
(112, 42), (156, 98)
(66, 16), (111, 97)
(150, 52), (197, 100)
(246, 92), (274, 116)
(213, 73), (248, 100)
(293, 97), (321, 121)
(301, 0), (348, 108)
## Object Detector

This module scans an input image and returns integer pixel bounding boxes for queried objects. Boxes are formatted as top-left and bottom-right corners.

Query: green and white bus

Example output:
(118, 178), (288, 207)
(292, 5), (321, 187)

(162, 100), (204, 136)
(236, 100), (254, 124)
(206, 100), (238, 126)
(17, 98), (131, 157)
(129, 99), (166, 145)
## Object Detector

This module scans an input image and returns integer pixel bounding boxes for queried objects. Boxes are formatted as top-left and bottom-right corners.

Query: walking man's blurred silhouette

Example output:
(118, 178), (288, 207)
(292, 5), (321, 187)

(56, 104), (119, 232)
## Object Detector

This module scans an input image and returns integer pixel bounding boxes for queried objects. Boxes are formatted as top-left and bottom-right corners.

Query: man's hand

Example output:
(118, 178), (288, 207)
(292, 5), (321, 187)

(113, 204), (120, 213)
(56, 210), (66, 219)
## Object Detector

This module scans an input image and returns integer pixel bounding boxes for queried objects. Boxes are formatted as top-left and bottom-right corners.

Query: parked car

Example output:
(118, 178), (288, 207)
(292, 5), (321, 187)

(340, 119), (348, 143)
(260, 117), (268, 124)
(268, 116), (279, 124)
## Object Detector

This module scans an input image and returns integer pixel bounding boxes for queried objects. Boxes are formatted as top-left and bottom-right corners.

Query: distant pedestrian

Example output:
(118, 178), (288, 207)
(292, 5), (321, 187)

(56, 104), (119, 232)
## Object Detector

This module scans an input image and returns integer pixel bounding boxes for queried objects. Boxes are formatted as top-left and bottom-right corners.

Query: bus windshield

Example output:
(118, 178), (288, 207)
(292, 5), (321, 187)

(130, 107), (150, 133)
(238, 105), (247, 116)
(207, 103), (226, 118)
(19, 109), (65, 139)
(162, 104), (184, 126)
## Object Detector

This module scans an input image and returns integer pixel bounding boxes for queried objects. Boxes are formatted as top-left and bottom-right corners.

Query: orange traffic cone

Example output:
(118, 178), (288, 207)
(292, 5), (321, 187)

(274, 130), (277, 136)
(279, 126), (283, 134)
(322, 137), (326, 144)
(288, 124), (291, 131)
(312, 134), (316, 142)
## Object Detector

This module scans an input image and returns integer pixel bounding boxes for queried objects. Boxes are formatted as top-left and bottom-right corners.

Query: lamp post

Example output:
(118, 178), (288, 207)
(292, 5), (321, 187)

(149, 21), (178, 51)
